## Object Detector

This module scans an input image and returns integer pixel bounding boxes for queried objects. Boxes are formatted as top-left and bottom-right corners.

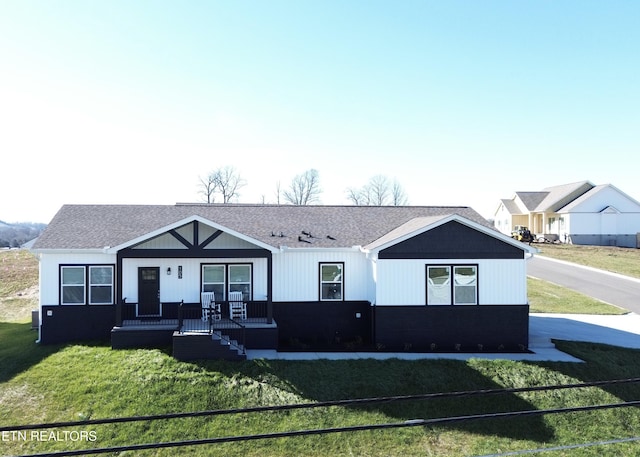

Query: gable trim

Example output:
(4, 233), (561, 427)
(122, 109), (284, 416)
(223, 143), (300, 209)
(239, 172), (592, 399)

(366, 214), (536, 256)
(107, 215), (279, 254)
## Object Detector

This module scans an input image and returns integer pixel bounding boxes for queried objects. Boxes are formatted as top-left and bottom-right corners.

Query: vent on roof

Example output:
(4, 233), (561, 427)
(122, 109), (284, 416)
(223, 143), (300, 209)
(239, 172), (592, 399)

(326, 235), (336, 240)
(271, 231), (286, 237)
(298, 236), (312, 244)
(301, 230), (313, 238)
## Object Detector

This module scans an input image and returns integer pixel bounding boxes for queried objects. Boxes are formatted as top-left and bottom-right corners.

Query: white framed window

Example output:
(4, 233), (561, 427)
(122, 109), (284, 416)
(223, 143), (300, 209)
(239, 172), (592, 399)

(61, 266), (85, 304)
(426, 264), (478, 305)
(202, 264), (252, 301)
(202, 265), (226, 299)
(427, 266), (451, 305)
(453, 266), (477, 305)
(61, 265), (115, 305)
(229, 264), (252, 301)
(89, 266), (114, 304)
(320, 263), (343, 301)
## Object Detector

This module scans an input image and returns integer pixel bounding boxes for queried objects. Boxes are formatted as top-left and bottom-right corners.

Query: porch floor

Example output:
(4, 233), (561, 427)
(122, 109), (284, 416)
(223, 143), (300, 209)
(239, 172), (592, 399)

(116, 318), (277, 332)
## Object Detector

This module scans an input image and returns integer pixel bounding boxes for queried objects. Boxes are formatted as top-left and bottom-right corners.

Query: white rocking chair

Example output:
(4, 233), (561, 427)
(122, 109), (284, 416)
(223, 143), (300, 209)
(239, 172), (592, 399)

(201, 292), (221, 322)
(228, 291), (247, 320)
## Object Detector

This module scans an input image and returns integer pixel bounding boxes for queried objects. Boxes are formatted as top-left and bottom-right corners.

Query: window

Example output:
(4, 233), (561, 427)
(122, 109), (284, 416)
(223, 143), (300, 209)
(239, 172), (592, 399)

(89, 266), (113, 304)
(202, 265), (225, 298)
(426, 264), (478, 305)
(320, 263), (343, 301)
(229, 264), (251, 301)
(427, 266), (451, 305)
(60, 265), (114, 305)
(453, 266), (477, 304)
(61, 266), (85, 304)
(202, 264), (252, 301)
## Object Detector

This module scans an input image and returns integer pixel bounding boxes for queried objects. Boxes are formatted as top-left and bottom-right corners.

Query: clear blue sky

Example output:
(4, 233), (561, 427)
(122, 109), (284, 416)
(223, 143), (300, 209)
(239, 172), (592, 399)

(1, 1), (638, 223)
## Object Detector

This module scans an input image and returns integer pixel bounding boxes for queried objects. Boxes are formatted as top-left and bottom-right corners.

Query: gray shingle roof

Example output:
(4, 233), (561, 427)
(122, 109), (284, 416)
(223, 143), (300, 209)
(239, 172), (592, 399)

(515, 192), (549, 211)
(32, 204), (492, 251)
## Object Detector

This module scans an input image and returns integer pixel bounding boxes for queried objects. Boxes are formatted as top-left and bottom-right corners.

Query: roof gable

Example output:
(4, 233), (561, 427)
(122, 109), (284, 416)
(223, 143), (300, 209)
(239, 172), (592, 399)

(367, 214), (535, 259)
(558, 184), (640, 213)
(108, 215), (278, 253)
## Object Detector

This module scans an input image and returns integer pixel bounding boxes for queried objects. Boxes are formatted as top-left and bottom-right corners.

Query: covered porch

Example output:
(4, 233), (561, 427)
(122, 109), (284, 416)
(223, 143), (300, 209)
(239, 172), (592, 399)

(111, 300), (279, 356)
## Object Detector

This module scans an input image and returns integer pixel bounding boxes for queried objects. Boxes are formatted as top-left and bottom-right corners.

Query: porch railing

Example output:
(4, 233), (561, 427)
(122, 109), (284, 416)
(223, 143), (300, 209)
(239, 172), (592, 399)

(116, 299), (271, 327)
(177, 302), (248, 355)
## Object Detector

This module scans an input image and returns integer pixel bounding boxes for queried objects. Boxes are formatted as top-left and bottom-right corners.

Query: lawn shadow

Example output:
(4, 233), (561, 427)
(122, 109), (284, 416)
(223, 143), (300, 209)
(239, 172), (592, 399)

(195, 357), (556, 443)
(539, 340), (640, 404)
(0, 321), (61, 383)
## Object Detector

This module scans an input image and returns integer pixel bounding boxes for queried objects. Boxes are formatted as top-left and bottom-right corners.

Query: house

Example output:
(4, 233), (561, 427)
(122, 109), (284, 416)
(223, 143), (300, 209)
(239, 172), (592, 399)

(495, 181), (640, 247)
(31, 204), (536, 360)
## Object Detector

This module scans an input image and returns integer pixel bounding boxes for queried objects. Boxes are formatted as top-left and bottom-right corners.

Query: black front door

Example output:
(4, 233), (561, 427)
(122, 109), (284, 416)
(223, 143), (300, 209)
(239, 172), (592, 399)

(138, 267), (160, 316)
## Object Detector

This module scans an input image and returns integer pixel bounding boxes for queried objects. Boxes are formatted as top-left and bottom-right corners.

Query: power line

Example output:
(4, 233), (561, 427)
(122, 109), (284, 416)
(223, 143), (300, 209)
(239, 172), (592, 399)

(3, 377), (639, 433)
(16, 400), (640, 457)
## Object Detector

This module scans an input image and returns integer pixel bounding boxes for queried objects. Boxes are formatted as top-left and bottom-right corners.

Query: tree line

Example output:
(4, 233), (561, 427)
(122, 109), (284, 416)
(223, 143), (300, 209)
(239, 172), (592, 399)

(199, 166), (408, 206)
(0, 222), (46, 248)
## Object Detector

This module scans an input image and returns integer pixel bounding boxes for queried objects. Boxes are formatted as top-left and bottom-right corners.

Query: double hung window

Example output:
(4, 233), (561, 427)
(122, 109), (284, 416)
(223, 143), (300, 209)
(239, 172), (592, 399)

(426, 265), (477, 305)
(61, 266), (85, 304)
(89, 266), (114, 304)
(202, 264), (252, 301)
(61, 265), (114, 305)
(320, 263), (343, 301)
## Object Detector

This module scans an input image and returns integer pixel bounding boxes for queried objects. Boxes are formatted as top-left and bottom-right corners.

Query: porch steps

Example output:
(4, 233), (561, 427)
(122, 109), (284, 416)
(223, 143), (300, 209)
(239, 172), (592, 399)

(172, 331), (246, 361)
(212, 331), (246, 357)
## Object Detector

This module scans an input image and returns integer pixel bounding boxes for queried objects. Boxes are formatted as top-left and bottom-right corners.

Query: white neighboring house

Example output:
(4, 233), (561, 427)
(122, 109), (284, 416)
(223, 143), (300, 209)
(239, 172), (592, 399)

(495, 181), (640, 247)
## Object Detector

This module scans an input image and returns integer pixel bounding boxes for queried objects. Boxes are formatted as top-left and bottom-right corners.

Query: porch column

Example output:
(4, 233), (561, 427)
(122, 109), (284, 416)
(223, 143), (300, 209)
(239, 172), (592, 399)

(267, 253), (273, 324)
(115, 252), (123, 326)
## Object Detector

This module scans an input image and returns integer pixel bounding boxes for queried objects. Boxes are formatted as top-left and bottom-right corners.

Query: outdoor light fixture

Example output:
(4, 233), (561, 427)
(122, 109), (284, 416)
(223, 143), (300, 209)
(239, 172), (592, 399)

(167, 267), (172, 275)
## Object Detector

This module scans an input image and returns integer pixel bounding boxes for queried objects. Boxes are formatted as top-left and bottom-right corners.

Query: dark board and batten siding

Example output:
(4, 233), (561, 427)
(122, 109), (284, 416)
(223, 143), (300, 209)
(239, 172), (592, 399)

(39, 305), (115, 344)
(375, 305), (529, 352)
(379, 220), (525, 259)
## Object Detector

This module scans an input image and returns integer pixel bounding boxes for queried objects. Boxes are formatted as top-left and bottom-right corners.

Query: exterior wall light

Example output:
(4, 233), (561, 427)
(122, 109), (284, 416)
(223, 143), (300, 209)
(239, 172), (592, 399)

(167, 267), (172, 275)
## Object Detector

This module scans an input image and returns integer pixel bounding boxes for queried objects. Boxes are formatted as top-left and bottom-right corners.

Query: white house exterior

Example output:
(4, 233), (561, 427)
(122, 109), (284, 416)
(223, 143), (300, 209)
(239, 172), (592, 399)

(495, 181), (640, 247)
(31, 204), (536, 359)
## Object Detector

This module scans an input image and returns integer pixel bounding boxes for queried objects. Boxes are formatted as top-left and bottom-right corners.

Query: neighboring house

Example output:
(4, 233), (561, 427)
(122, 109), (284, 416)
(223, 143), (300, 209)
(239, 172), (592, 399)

(495, 181), (640, 247)
(31, 204), (536, 360)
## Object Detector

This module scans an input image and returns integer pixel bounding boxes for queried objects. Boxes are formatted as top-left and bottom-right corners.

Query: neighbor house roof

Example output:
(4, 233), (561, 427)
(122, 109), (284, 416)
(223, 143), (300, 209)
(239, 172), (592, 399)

(499, 181), (596, 215)
(32, 204), (495, 251)
(532, 181), (595, 212)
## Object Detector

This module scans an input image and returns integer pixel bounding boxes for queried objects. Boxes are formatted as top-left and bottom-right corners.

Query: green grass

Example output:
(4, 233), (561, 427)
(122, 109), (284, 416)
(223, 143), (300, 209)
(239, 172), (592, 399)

(2, 329), (640, 456)
(528, 277), (627, 314)
(535, 243), (640, 279)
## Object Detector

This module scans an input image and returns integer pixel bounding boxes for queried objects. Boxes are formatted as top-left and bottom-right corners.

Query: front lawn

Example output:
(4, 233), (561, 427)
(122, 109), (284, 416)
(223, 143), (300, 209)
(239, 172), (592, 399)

(2, 323), (640, 456)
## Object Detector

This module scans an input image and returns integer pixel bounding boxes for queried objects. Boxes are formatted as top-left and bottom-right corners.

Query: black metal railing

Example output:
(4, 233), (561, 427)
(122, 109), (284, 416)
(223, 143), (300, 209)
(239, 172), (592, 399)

(177, 301), (256, 354)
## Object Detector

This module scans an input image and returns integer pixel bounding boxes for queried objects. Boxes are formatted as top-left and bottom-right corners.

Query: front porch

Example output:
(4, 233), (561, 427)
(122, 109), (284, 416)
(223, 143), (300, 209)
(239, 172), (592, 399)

(111, 302), (279, 359)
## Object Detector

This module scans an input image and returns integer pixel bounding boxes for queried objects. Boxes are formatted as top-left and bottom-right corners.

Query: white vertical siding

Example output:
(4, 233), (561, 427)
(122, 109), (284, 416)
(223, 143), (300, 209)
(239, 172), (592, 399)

(39, 252), (117, 305)
(272, 249), (371, 301)
(122, 257), (268, 303)
(375, 258), (528, 306)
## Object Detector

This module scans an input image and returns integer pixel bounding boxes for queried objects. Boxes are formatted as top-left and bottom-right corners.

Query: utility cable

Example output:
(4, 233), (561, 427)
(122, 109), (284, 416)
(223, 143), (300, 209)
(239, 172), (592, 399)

(16, 400), (640, 457)
(3, 377), (639, 433)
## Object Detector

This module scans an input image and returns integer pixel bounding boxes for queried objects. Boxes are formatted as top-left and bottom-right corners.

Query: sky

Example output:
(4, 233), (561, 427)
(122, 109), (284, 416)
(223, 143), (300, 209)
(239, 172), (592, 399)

(1, 1), (638, 224)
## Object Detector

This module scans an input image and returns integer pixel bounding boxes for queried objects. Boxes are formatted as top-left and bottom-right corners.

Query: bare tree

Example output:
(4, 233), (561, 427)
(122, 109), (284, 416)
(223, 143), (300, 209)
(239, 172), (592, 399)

(199, 175), (217, 203)
(391, 179), (409, 205)
(283, 169), (321, 205)
(346, 175), (409, 206)
(199, 166), (246, 204)
(274, 180), (282, 204)
(367, 175), (391, 206)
